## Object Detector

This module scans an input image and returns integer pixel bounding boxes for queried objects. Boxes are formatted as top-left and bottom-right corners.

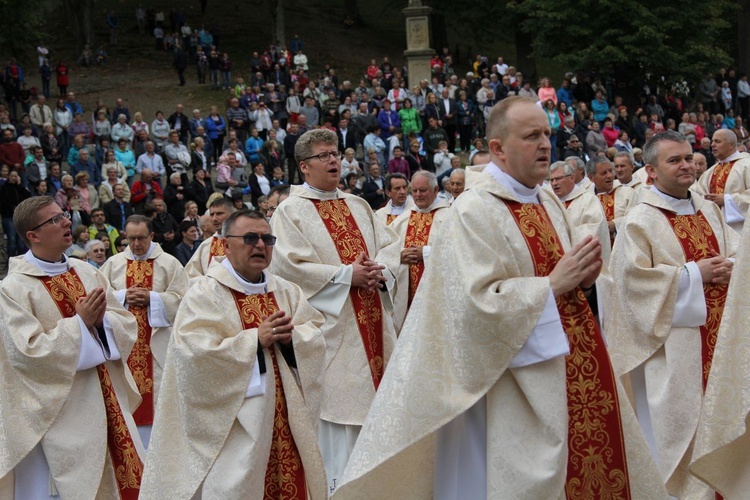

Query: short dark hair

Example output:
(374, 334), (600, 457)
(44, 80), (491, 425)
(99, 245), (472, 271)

(268, 184), (290, 199)
(221, 209), (268, 237)
(209, 196), (235, 211)
(385, 173), (408, 191)
(179, 220), (196, 235)
(125, 214), (153, 233)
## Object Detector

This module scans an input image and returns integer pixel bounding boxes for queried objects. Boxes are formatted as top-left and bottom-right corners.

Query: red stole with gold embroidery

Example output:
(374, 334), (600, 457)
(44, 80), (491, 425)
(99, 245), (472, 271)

(505, 200), (631, 499)
(38, 268), (143, 499)
(404, 210), (437, 306)
(208, 235), (226, 265)
(229, 290), (307, 500)
(312, 198), (385, 389)
(659, 209), (729, 391)
(386, 213), (397, 225)
(709, 160), (736, 194)
(125, 259), (155, 425)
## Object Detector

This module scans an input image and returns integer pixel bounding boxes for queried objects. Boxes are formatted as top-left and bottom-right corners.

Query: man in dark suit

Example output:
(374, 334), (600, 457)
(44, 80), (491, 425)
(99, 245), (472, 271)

(362, 162), (387, 210)
(439, 88), (458, 152)
(337, 117), (356, 153)
(103, 183), (134, 232)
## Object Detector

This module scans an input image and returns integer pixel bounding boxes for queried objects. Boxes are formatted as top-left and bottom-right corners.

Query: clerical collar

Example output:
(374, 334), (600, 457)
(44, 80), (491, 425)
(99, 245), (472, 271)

(390, 199), (408, 215)
(485, 162), (540, 203)
(417, 197), (443, 213)
(132, 241), (156, 261)
(719, 150), (742, 164)
(303, 182), (339, 200)
(25, 250), (69, 276)
(221, 258), (267, 294)
(649, 185), (695, 215)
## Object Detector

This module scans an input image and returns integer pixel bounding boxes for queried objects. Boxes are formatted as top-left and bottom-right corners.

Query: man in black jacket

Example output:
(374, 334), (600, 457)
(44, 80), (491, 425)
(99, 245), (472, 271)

(283, 122), (302, 184)
(103, 183), (134, 232)
(337, 117), (356, 153)
(362, 163), (387, 210)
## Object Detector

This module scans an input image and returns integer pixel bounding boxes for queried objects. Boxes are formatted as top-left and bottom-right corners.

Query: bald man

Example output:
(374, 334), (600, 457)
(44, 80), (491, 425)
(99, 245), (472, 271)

(696, 128), (750, 233)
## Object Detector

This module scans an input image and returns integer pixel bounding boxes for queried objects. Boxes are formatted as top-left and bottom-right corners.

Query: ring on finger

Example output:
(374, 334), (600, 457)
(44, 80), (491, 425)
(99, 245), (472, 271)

(272, 327), (276, 335)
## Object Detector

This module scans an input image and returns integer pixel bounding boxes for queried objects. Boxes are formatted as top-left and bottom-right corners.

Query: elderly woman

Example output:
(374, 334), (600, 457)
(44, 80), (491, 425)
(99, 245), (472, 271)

(101, 149), (129, 184)
(98, 164), (131, 203)
(151, 110), (170, 150)
(75, 171), (100, 214)
(85, 239), (107, 268)
(131, 111), (149, 135)
(93, 110), (112, 144)
(111, 113), (135, 146)
(41, 122), (62, 163)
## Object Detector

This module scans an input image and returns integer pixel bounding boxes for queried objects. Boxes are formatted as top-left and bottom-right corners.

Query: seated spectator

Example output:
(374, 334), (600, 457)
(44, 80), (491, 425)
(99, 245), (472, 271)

(103, 183), (133, 232)
(164, 172), (192, 222)
(99, 164), (131, 204)
(387, 146), (409, 177)
(136, 140), (166, 185)
(131, 168), (164, 214)
(87, 207), (119, 254)
(64, 224), (90, 256)
(188, 168), (213, 215)
(70, 149), (102, 187)
(74, 171), (99, 216)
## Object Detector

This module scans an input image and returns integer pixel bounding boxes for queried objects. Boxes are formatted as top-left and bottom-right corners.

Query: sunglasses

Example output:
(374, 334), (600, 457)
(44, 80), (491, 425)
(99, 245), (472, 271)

(225, 232), (277, 246)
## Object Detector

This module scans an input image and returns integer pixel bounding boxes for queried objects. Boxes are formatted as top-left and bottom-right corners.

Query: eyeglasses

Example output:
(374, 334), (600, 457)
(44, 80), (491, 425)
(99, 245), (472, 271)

(301, 150), (341, 163)
(30, 211), (70, 231)
(225, 232), (277, 246)
(547, 174), (574, 184)
(126, 235), (151, 243)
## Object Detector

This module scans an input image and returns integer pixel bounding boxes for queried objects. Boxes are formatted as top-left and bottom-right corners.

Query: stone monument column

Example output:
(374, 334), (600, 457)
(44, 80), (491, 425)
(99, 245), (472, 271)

(403, 0), (435, 88)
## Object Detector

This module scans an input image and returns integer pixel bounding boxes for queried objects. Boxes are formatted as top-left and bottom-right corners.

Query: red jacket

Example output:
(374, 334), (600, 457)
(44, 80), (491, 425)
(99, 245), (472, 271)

(0, 141), (25, 167)
(130, 180), (163, 206)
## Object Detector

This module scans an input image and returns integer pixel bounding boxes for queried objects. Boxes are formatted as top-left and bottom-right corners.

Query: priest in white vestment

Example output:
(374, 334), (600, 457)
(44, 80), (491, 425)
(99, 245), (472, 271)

(269, 129), (401, 494)
(335, 97), (665, 500)
(695, 129), (750, 233)
(140, 209), (327, 499)
(0, 197), (144, 499)
(691, 220), (750, 496)
(586, 156), (635, 243)
(613, 150), (645, 189)
(374, 172), (415, 226)
(606, 131), (738, 499)
(99, 214), (188, 447)
(548, 160), (611, 265)
(184, 197), (235, 279)
(389, 170), (451, 332)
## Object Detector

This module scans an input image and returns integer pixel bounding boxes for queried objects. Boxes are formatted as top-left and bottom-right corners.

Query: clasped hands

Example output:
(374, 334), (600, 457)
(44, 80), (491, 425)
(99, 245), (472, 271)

(400, 246), (423, 265)
(125, 287), (151, 308)
(696, 251), (733, 284)
(352, 252), (386, 292)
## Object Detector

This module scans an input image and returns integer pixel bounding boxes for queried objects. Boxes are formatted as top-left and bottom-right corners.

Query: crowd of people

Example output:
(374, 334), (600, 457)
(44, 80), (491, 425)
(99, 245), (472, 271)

(2, 11), (750, 499)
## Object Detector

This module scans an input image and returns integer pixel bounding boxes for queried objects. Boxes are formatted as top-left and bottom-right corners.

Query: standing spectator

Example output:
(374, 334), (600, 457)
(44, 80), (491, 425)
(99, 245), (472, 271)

(456, 91), (476, 153)
(150, 197), (180, 255)
(39, 60), (52, 98)
(163, 172), (191, 222)
(537, 77), (557, 105)
(107, 11), (119, 44)
(101, 149), (129, 186)
(173, 44), (188, 87)
(0, 129), (25, 174)
(92, 110), (112, 144)
(244, 127), (264, 164)
(187, 167), (213, 214)
(67, 113), (90, 145)
(220, 52), (232, 90)
(98, 164), (131, 204)
(377, 99), (401, 144)
(17, 126), (41, 157)
(283, 122), (302, 184)
(25, 146), (49, 192)
(226, 98), (248, 143)
(544, 99), (562, 162)
(71, 150), (102, 187)
(151, 110), (170, 151)
(40, 123), (62, 164)
(591, 90), (609, 124)
(0, 170), (31, 256)
(56, 62), (69, 98)
(205, 105), (225, 164)
(110, 114), (134, 147)
(208, 48), (220, 90)
(103, 183), (133, 231)
(168, 103), (189, 145)
(423, 116), (448, 172)
(29, 95), (53, 130)
(164, 130), (190, 180)
(398, 98), (421, 141)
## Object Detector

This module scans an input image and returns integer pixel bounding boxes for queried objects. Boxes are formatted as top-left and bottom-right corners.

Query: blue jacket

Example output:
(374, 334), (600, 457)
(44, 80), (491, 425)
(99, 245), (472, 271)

(244, 136), (264, 164)
(205, 115), (225, 140)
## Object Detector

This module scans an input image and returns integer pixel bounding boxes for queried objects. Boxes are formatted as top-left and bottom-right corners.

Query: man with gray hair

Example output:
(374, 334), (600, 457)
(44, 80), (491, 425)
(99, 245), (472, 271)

(607, 130), (737, 498)
(587, 156), (635, 244)
(548, 160), (610, 264)
(696, 128), (750, 233)
(269, 128), (401, 493)
(390, 170), (451, 330)
(565, 155), (593, 192)
(612, 151), (643, 189)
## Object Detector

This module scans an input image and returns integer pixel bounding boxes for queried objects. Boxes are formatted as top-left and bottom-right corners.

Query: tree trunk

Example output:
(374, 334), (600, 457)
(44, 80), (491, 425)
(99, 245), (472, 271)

(738, 0), (750, 74)
(514, 24), (536, 83)
(63, 0), (94, 55)
(344, 0), (361, 24)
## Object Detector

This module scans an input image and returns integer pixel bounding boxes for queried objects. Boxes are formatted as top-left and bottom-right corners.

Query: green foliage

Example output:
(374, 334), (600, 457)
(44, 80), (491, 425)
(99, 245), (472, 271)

(507, 0), (737, 85)
(0, 0), (49, 58)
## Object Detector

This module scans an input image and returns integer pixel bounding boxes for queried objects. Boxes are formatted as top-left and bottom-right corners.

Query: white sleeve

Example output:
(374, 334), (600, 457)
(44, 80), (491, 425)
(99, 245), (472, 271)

(307, 264), (352, 318)
(147, 291), (171, 328)
(672, 262), (707, 327)
(422, 245), (432, 261)
(76, 315), (121, 371)
(509, 289), (570, 368)
(245, 357), (266, 398)
(114, 289), (127, 306)
(723, 194), (746, 225)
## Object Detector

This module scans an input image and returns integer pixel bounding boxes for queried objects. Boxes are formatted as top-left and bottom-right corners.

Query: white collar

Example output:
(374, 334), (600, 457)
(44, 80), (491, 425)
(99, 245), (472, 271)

(221, 258), (268, 294)
(132, 241), (156, 261)
(649, 185), (695, 215)
(485, 162), (540, 203)
(719, 150), (742, 163)
(303, 182), (339, 200)
(416, 197), (443, 213)
(24, 250), (69, 276)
